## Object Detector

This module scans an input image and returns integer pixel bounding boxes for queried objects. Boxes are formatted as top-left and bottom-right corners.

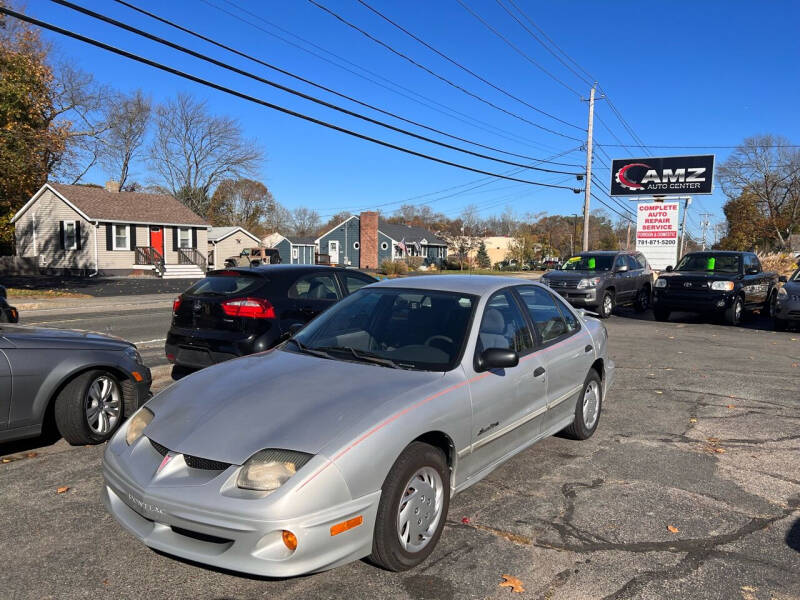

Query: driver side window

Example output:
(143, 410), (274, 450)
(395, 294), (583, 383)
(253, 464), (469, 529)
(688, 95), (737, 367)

(614, 255), (626, 270)
(476, 290), (533, 356)
(517, 286), (570, 344)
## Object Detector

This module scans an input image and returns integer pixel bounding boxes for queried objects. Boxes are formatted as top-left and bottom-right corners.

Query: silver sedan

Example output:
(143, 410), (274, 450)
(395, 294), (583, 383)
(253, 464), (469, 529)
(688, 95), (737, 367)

(102, 275), (614, 576)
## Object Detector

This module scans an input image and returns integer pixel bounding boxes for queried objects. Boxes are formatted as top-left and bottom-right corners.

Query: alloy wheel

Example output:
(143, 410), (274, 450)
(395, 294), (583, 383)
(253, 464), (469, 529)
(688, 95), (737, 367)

(84, 375), (121, 435)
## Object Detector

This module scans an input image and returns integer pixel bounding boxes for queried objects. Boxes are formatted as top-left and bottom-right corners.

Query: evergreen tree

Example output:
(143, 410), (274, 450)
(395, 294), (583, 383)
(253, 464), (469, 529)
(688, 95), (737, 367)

(476, 241), (491, 268)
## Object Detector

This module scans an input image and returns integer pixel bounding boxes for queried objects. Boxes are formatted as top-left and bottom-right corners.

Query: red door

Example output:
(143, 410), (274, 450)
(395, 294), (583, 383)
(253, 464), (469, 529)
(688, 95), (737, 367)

(149, 226), (163, 256)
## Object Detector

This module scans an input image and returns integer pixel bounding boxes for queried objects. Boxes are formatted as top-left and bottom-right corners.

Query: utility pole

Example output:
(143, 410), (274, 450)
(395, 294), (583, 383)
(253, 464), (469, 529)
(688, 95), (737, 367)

(571, 213), (579, 256)
(678, 197), (692, 258)
(625, 221), (631, 249)
(582, 84), (597, 252)
(699, 212), (714, 250)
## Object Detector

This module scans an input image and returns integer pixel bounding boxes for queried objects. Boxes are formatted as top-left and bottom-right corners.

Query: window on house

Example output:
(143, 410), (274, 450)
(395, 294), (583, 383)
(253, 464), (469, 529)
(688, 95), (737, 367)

(178, 228), (192, 248)
(113, 224), (129, 250)
(381, 241), (389, 250)
(353, 241), (360, 250)
(292, 247), (299, 259)
(62, 221), (77, 250)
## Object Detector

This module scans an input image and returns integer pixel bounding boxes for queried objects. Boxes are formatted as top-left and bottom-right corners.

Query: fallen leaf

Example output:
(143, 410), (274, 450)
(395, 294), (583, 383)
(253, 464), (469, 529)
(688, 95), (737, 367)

(102, 579), (109, 586)
(707, 437), (720, 443)
(1, 458), (11, 463)
(792, 363), (799, 368)
(714, 448), (726, 454)
(689, 418), (697, 423)
(667, 525), (679, 533)
(668, 336), (675, 339)
(727, 404), (736, 409)
(499, 574), (525, 593)
(26, 452), (38, 458)
(655, 391), (663, 394)
(461, 517), (471, 524)
(57, 486), (70, 494)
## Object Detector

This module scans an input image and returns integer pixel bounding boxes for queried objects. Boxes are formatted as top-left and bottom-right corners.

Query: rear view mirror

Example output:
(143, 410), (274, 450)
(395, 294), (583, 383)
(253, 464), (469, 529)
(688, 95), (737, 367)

(477, 348), (519, 371)
(779, 275), (788, 283)
(665, 265), (673, 272)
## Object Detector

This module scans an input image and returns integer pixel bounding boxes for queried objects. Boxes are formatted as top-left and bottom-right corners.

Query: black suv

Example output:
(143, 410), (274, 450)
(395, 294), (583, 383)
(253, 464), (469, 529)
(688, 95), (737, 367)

(540, 251), (654, 318)
(0, 284), (19, 323)
(165, 265), (377, 370)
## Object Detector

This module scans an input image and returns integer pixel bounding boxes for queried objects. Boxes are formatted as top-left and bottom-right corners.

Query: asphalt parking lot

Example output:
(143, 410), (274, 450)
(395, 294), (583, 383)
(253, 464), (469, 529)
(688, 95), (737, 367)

(2, 309), (799, 599)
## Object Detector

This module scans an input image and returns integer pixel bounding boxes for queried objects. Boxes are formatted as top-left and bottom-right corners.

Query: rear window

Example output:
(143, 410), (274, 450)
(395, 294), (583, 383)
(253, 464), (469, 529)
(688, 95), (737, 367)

(184, 272), (263, 296)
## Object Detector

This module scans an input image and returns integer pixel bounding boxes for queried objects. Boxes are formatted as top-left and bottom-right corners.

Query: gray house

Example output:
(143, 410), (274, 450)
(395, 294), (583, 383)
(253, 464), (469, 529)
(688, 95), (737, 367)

(264, 233), (316, 264)
(315, 212), (447, 269)
(207, 226), (261, 269)
(11, 182), (209, 278)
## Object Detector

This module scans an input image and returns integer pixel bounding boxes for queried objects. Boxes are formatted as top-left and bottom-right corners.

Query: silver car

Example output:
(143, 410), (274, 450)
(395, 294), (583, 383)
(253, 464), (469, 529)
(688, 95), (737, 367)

(103, 276), (614, 576)
(774, 267), (800, 330)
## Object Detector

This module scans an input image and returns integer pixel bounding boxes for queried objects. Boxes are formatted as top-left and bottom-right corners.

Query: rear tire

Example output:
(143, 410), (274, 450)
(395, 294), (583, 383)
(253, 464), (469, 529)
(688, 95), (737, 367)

(369, 442), (450, 571)
(597, 291), (614, 319)
(765, 290), (777, 319)
(563, 369), (602, 440)
(725, 295), (744, 326)
(654, 309), (670, 322)
(634, 285), (651, 313)
(54, 370), (124, 445)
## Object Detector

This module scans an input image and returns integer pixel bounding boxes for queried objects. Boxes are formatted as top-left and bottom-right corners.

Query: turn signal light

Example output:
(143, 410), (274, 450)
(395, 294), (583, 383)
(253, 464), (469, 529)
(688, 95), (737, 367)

(221, 297), (276, 319)
(330, 515), (363, 536)
(172, 296), (182, 313)
(282, 530), (298, 551)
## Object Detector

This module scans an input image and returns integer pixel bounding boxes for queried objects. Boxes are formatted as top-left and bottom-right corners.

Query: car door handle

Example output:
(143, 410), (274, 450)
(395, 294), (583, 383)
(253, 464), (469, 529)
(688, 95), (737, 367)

(585, 345), (593, 353)
(533, 366), (545, 377)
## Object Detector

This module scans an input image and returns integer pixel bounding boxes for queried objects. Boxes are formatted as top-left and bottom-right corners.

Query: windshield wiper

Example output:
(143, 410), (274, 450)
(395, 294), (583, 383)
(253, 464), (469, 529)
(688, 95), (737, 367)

(314, 345), (410, 369)
(288, 339), (334, 360)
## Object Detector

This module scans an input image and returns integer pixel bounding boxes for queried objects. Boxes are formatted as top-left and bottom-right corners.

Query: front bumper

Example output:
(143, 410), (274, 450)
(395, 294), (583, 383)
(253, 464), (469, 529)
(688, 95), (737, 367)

(165, 327), (278, 368)
(652, 290), (735, 313)
(551, 288), (599, 308)
(774, 298), (800, 321)
(102, 438), (379, 577)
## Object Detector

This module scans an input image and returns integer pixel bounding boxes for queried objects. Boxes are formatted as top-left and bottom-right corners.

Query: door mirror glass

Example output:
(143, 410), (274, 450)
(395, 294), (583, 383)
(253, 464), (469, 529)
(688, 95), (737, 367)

(478, 348), (519, 371)
(746, 267), (759, 275)
(665, 265), (673, 272)
(288, 322), (304, 336)
(779, 275), (788, 283)
(615, 264), (629, 273)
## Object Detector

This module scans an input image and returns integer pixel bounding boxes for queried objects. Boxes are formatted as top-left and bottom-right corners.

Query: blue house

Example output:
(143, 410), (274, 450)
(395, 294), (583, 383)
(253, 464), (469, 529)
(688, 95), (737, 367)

(264, 233), (316, 264)
(315, 211), (447, 269)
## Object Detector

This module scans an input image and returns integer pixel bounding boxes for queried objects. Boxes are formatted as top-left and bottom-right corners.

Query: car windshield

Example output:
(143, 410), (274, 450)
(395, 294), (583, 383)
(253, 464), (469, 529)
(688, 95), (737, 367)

(675, 253), (740, 274)
(561, 254), (614, 271)
(791, 269), (800, 282)
(288, 287), (477, 371)
(184, 271), (263, 296)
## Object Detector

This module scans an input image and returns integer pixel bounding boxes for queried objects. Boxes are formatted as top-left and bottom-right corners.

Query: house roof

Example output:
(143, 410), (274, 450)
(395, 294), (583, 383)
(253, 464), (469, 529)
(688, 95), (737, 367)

(208, 226), (259, 243)
(13, 183), (208, 226)
(286, 236), (317, 246)
(378, 219), (447, 246)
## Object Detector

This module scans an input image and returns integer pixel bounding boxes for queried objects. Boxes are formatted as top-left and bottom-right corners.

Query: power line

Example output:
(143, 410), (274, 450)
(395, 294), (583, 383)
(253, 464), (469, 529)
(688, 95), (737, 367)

(355, 0), (584, 132)
(1, 7), (584, 192)
(455, 0), (582, 98)
(54, 0), (580, 176)
(307, 0), (584, 141)
(596, 144), (800, 149)
(109, 1), (580, 168)
(591, 193), (635, 223)
(211, 0), (572, 156)
(590, 175), (636, 217)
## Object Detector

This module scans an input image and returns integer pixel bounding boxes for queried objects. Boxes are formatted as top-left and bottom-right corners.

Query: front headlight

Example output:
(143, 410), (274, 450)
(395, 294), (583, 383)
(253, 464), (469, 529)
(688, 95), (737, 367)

(124, 346), (143, 364)
(237, 449), (314, 492)
(711, 281), (735, 291)
(540, 277), (550, 287)
(777, 287), (788, 298)
(125, 407), (154, 445)
(654, 278), (667, 288)
(577, 277), (601, 289)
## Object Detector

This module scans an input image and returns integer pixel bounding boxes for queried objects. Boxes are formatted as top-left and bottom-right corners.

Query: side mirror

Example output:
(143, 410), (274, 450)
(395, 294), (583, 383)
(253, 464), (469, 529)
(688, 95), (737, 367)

(665, 265), (673, 272)
(615, 264), (629, 273)
(779, 275), (788, 283)
(288, 322), (304, 336)
(477, 348), (519, 372)
(746, 267), (759, 275)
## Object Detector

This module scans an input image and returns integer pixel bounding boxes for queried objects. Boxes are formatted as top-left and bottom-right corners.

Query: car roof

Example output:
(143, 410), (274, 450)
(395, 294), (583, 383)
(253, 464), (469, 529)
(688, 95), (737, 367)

(578, 250), (625, 255)
(684, 250), (748, 255)
(224, 264), (352, 274)
(371, 274), (538, 295)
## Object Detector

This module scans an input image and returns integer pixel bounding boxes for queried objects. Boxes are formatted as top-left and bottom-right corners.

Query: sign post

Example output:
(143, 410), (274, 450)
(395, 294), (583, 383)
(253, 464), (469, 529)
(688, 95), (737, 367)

(636, 202), (680, 270)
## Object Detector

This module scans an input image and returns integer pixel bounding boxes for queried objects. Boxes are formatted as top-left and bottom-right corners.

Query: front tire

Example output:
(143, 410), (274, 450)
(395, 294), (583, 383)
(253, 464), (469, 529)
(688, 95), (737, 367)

(597, 291), (614, 319)
(54, 370), (123, 445)
(654, 309), (670, 322)
(563, 369), (602, 440)
(634, 285), (651, 312)
(369, 442), (450, 571)
(725, 295), (744, 326)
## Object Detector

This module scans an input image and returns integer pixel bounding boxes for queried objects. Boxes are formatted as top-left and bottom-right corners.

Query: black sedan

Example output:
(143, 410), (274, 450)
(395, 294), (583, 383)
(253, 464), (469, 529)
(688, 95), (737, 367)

(0, 284), (19, 323)
(0, 325), (151, 445)
(165, 265), (377, 370)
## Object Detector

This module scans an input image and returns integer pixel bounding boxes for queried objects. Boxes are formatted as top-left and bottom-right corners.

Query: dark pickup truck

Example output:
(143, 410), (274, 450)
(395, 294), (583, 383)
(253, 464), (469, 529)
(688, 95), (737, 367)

(540, 250), (654, 318)
(652, 251), (779, 325)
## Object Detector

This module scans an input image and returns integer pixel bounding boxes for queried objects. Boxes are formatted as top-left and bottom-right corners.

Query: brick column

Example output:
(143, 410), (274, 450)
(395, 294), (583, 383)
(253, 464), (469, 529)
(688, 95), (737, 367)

(359, 211), (378, 269)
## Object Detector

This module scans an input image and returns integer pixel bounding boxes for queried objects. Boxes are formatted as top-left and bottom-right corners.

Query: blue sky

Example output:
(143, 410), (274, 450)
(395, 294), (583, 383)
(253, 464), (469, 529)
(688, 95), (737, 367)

(28, 0), (800, 237)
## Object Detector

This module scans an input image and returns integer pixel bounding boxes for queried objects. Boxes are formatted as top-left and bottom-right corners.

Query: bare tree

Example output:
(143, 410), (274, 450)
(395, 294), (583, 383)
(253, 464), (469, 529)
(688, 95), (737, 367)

(718, 135), (800, 249)
(290, 207), (321, 237)
(100, 89), (150, 188)
(207, 178), (276, 234)
(264, 203), (292, 234)
(149, 93), (261, 215)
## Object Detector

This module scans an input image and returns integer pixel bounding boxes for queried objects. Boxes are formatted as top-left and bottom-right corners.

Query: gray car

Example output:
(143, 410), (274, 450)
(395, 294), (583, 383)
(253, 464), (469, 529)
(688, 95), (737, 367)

(774, 267), (800, 330)
(540, 251), (654, 318)
(102, 275), (614, 576)
(0, 325), (152, 445)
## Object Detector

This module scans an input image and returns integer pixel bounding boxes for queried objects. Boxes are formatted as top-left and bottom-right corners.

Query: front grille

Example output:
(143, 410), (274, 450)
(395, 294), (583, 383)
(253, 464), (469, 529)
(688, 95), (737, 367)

(149, 438), (230, 471)
(171, 526), (232, 545)
(548, 279), (579, 289)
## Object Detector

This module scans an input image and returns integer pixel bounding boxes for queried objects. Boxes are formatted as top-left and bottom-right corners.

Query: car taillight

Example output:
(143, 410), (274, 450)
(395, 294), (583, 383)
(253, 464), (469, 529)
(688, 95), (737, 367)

(221, 297), (275, 319)
(173, 296), (182, 313)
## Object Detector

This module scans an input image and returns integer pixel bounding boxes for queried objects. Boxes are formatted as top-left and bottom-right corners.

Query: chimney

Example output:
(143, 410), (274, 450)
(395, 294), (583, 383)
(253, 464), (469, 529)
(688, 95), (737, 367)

(105, 180), (121, 193)
(359, 211), (379, 269)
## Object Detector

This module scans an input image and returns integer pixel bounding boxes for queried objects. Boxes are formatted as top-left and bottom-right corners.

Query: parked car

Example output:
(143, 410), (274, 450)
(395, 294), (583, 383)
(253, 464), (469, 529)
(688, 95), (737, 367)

(0, 325), (151, 445)
(652, 251), (779, 325)
(224, 247), (281, 268)
(540, 251), (653, 318)
(0, 284), (18, 323)
(104, 275), (613, 576)
(773, 266), (800, 330)
(165, 265), (377, 370)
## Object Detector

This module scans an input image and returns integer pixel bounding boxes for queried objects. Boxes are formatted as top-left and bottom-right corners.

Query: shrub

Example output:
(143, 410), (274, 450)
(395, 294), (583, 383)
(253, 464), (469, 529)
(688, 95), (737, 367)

(406, 256), (424, 271)
(757, 252), (798, 277)
(380, 260), (408, 275)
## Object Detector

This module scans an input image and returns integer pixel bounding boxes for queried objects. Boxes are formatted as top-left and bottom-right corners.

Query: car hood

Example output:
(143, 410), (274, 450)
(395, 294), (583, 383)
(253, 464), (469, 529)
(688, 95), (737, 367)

(544, 270), (610, 280)
(0, 325), (132, 350)
(143, 349), (445, 465)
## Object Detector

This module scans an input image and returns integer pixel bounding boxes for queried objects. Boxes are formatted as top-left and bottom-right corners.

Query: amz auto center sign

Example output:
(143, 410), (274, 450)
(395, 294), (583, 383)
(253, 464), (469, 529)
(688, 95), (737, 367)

(611, 155), (714, 196)
(636, 202), (679, 270)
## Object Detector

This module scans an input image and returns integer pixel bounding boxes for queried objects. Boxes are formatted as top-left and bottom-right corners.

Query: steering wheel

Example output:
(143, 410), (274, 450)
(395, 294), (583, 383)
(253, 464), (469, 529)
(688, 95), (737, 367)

(425, 334), (454, 347)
